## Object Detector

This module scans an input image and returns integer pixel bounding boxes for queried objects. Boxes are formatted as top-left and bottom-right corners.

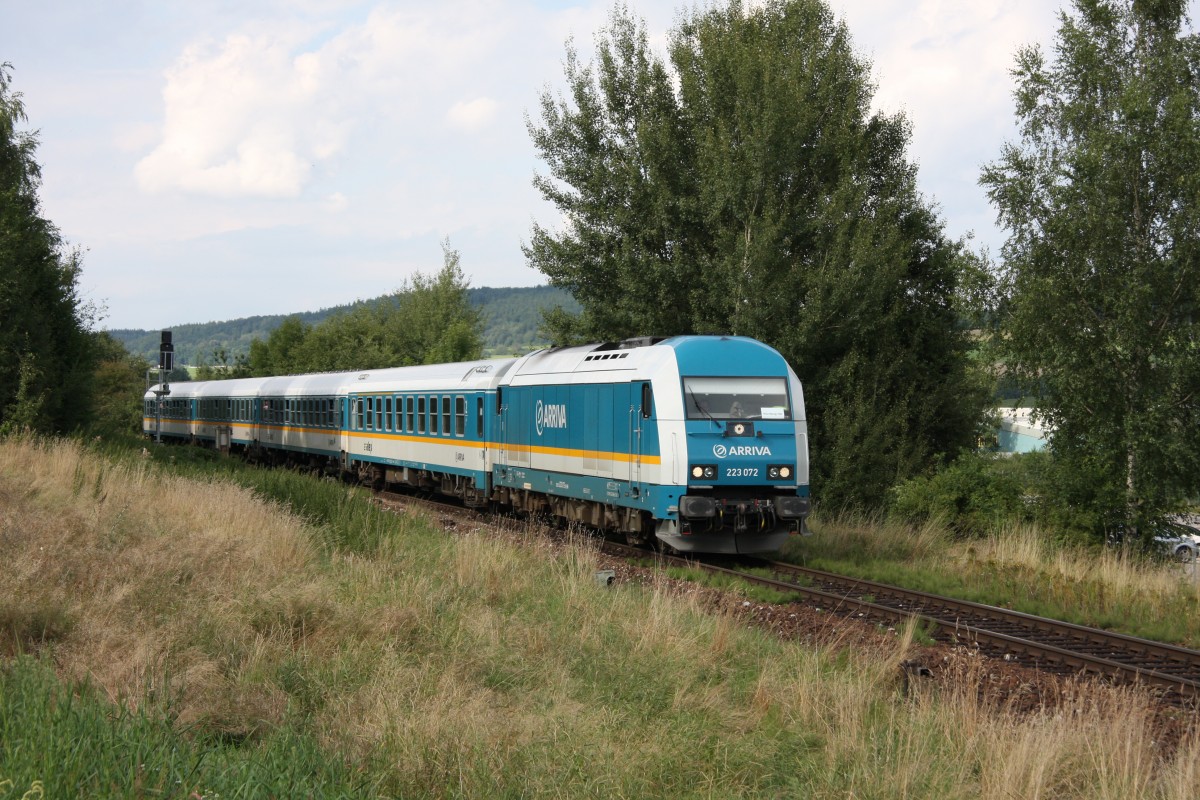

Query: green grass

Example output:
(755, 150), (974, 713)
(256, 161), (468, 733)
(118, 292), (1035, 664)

(0, 657), (368, 799)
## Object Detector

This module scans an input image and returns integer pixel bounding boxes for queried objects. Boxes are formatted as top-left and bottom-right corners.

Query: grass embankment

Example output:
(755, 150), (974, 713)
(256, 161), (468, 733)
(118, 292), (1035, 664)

(2, 436), (1199, 798)
(788, 514), (1200, 648)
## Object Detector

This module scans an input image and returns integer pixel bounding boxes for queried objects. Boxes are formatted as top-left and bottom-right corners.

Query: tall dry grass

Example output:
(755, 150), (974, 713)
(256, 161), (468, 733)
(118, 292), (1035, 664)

(3, 435), (1199, 797)
(0, 435), (333, 734)
(968, 523), (1199, 606)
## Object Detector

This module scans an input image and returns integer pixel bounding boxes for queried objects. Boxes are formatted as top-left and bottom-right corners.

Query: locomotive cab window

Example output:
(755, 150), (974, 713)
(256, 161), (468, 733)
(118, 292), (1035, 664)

(682, 376), (791, 421)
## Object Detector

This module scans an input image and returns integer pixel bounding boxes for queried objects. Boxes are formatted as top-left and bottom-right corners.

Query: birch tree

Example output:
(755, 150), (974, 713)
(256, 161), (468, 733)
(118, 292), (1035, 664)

(982, 0), (1200, 536)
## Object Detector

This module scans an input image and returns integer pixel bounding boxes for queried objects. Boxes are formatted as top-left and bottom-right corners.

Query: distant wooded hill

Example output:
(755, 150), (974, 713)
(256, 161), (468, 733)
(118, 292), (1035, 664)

(106, 286), (580, 364)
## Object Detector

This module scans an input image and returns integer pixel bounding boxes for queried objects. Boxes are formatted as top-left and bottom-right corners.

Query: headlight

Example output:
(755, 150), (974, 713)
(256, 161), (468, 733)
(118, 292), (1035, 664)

(691, 464), (717, 480)
(768, 465), (794, 480)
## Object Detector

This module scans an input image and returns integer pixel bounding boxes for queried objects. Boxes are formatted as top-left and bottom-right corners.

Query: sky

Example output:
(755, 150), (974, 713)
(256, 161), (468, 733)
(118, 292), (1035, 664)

(1, 1), (1187, 331)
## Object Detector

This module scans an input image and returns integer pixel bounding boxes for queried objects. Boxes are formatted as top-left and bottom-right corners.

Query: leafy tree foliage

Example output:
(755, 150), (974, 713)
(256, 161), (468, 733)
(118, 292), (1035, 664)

(527, 1), (986, 507)
(248, 316), (311, 376)
(88, 332), (150, 437)
(981, 0), (1200, 537)
(0, 64), (95, 434)
(246, 241), (484, 375)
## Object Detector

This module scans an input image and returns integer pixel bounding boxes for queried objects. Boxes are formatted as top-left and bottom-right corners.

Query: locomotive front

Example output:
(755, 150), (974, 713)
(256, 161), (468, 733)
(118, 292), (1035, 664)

(655, 338), (810, 554)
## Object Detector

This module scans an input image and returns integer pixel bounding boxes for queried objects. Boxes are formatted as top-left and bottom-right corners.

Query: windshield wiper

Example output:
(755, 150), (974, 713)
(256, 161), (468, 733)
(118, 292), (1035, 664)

(688, 389), (722, 429)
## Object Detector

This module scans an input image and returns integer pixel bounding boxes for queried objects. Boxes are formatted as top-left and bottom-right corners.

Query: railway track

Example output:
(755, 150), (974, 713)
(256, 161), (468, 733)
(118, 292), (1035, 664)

(599, 541), (1200, 704)
(374, 490), (1200, 704)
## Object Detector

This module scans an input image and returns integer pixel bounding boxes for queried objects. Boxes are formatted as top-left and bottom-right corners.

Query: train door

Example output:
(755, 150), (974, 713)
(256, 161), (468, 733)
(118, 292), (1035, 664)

(496, 387), (508, 476)
(338, 397), (350, 462)
(253, 398), (266, 445)
(630, 381), (652, 497)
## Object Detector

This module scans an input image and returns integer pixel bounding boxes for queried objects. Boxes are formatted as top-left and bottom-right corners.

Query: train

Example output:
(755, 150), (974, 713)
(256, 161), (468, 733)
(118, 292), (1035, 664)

(144, 335), (810, 554)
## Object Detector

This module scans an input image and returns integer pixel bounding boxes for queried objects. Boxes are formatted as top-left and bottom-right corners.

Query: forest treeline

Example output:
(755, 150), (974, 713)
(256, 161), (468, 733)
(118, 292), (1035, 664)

(107, 285), (580, 366)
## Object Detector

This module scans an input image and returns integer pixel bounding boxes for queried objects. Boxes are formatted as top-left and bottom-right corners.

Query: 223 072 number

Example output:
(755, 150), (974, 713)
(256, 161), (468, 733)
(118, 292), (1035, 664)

(725, 467), (759, 477)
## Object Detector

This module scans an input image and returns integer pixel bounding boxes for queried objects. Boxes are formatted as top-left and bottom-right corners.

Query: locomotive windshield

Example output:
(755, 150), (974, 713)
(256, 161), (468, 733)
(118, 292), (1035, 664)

(682, 376), (791, 420)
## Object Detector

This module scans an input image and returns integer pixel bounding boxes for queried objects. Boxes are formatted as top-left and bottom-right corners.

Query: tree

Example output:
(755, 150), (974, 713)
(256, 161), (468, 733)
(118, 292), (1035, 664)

(395, 240), (484, 365)
(981, 0), (1200, 538)
(248, 316), (311, 375)
(1, 64), (95, 433)
(88, 332), (150, 437)
(527, 1), (986, 507)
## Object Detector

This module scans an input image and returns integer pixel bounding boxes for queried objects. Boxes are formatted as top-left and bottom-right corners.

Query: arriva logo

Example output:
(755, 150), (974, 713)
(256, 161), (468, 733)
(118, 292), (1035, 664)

(713, 444), (772, 458)
(535, 400), (567, 436)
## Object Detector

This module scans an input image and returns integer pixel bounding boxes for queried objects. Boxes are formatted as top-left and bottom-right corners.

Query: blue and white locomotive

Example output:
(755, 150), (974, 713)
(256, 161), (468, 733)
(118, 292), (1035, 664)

(144, 335), (810, 554)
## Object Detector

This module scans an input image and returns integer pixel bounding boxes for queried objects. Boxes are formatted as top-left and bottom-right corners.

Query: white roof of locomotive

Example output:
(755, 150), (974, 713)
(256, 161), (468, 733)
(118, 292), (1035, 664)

(505, 340), (677, 385)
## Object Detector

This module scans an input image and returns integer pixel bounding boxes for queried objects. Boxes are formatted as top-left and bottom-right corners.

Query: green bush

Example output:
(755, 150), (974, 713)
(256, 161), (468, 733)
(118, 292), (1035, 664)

(890, 451), (1101, 540)
(890, 453), (1026, 535)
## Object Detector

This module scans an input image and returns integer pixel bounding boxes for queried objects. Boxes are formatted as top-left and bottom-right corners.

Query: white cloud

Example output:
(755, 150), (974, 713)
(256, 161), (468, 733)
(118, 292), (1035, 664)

(446, 97), (499, 130)
(135, 28), (344, 197)
(133, 4), (522, 200)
